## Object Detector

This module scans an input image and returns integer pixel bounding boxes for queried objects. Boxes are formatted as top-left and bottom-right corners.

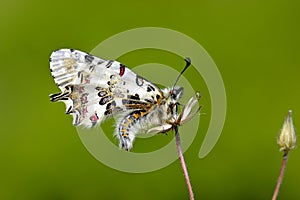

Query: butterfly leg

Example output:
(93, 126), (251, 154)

(146, 124), (173, 134)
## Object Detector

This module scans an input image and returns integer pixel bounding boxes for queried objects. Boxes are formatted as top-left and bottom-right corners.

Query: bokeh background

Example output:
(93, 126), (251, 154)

(1, 0), (300, 199)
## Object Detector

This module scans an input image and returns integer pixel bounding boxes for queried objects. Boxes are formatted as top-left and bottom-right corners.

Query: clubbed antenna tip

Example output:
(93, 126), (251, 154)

(172, 57), (192, 90)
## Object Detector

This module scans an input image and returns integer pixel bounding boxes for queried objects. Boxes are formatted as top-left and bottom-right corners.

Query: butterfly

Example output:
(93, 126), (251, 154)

(49, 49), (201, 151)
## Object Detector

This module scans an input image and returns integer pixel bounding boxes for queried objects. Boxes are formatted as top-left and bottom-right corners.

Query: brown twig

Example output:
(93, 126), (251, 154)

(174, 126), (195, 200)
(271, 152), (289, 200)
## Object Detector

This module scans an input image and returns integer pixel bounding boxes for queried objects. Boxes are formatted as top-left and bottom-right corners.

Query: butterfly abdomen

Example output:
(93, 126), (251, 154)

(117, 109), (149, 150)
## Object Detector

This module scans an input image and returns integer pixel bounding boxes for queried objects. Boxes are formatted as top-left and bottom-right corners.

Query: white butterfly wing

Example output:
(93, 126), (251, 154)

(49, 49), (163, 128)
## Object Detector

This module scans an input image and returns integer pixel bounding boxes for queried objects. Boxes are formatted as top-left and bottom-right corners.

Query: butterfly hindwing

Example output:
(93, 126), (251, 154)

(50, 49), (163, 128)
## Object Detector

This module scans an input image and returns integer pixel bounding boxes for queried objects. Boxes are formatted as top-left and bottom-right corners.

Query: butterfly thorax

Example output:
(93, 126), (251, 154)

(116, 86), (183, 150)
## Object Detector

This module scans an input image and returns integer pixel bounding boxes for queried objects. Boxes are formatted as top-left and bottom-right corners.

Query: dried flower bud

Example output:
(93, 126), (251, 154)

(277, 110), (296, 153)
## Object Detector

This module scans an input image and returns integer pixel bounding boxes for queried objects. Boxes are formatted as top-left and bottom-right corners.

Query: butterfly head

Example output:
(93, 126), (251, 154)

(170, 86), (184, 101)
(162, 86), (183, 102)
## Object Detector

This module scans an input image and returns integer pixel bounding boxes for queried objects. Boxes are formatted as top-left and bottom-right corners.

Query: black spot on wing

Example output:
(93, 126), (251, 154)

(122, 99), (149, 107)
(85, 54), (94, 63)
(74, 113), (79, 126)
(105, 101), (117, 116)
(77, 71), (83, 83)
(106, 60), (113, 68)
(89, 65), (95, 72)
(147, 85), (155, 92)
(122, 99), (143, 105)
(99, 95), (113, 105)
(106, 101), (116, 110)
(98, 90), (108, 97)
(145, 99), (153, 103)
(127, 94), (140, 100)
(49, 86), (72, 102)
(66, 106), (72, 114)
(106, 103), (111, 110)
(104, 110), (112, 115)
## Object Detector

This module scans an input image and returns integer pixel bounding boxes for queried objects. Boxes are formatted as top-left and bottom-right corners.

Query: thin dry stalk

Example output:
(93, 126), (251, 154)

(174, 126), (195, 200)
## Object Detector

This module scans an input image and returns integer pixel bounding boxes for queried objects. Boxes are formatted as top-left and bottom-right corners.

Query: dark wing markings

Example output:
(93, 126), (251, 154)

(121, 98), (153, 110)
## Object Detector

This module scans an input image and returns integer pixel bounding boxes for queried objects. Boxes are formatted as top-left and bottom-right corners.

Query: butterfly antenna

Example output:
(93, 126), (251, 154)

(172, 57), (191, 89)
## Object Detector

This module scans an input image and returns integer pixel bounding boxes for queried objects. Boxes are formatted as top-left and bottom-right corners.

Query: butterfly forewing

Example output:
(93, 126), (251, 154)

(50, 49), (163, 128)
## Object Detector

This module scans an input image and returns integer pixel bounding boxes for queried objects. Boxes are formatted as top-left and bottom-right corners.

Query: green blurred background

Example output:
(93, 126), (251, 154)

(1, 0), (300, 199)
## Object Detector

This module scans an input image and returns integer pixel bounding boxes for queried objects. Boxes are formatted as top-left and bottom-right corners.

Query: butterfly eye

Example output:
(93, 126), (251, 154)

(171, 87), (184, 100)
(171, 92), (177, 99)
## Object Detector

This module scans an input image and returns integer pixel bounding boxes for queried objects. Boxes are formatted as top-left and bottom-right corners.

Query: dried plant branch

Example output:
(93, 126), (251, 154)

(272, 152), (289, 200)
(174, 126), (195, 200)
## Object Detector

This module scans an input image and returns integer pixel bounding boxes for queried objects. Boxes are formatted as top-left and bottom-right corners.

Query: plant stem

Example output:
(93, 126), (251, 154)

(271, 152), (289, 200)
(174, 126), (195, 200)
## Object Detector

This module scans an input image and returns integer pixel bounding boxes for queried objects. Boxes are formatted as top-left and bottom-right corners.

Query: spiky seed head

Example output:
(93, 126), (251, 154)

(277, 110), (296, 153)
